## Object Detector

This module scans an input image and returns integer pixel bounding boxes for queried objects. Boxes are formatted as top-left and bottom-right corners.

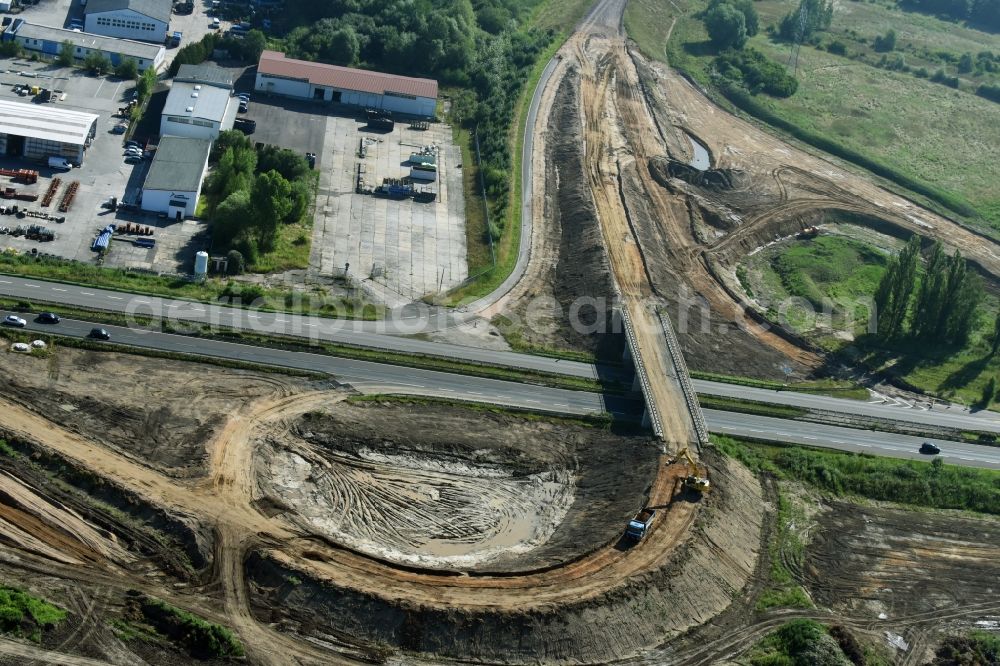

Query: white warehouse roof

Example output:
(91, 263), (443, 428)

(0, 99), (98, 145)
(163, 81), (230, 122)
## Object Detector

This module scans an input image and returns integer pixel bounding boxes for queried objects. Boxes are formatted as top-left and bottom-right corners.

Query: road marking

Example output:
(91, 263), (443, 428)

(107, 296), (122, 300)
(274, 318), (287, 323)
(525, 399), (540, 403)
(80, 292), (94, 296)
(0, 280), (9, 283)
(52, 288), (66, 292)
(302, 323), (315, 327)
(469, 391), (483, 395)
(803, 436), (817, 440)
(749, 429), (764, 433)
(25, 284), (38, 288)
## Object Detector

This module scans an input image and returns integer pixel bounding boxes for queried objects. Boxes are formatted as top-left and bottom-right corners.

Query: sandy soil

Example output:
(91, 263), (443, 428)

(256, 402), (658, 571)
(0, 346), (315, 478)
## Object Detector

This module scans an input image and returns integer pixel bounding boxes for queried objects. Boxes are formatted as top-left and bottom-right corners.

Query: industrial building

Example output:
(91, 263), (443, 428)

(140, 136), (211, 219)
(161, 83), (236, 140)
(174, 64), (235, 90)
(84, 0), (170, 43)
(1, 20), (165, 71)
(0, 100), (97, 164)
(254, 50), (438, 117)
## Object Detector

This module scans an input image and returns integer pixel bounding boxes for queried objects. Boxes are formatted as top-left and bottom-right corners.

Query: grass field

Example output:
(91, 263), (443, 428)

(743, 230), (1000, 405)
(625, 0), (1000, 232)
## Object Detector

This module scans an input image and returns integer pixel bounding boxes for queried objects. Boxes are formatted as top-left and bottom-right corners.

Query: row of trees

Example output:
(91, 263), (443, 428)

(873, 236), (981, 345)
(169, 31), (267, 76)
(899, 0), (1000, 32)
(207, 132), (313, 263)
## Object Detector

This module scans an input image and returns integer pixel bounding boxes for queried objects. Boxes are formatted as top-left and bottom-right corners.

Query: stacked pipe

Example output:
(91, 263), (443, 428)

(58, 181), (80, 212)
(41, 178), (61, 207)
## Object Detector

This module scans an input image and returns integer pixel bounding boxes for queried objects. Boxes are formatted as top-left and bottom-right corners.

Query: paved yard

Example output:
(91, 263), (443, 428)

(0, 59), (207, 273)
(240, 96), (468, 303)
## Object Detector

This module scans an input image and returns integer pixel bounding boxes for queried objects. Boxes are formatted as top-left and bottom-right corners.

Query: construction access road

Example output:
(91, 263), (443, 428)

(5, 310), (1000, 470)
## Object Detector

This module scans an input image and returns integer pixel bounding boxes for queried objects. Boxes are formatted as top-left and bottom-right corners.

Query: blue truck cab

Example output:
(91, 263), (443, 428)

(624, 508), (656, 543)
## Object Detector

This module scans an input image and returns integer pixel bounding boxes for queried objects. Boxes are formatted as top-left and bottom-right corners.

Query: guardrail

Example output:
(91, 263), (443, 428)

(656, 308), (709, 450)
(618, 304), (664, 439)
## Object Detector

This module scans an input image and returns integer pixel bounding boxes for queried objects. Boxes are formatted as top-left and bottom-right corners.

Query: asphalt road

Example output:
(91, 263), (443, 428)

(3, 275), (999, 435)
(4, 310), (1000, 470)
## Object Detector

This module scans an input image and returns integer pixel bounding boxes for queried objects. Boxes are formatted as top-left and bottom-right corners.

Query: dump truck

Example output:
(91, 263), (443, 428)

(624, 508), (656, 543)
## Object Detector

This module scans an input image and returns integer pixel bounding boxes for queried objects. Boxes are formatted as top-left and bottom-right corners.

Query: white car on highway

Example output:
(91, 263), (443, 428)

(3, 315), (26, 327)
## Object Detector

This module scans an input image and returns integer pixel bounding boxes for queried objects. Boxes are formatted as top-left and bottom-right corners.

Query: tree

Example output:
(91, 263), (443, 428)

(56, 41), (75, 67)
(114, 58), (139, 80)
(136, 66), (157, 102)
(285, 180), (312, 225)
(225, 249), (245, 275)
(873, 29), (896, 52)
(992, 312), (1000, 355)
(83, 51), (111, 75)
(710, 0), (759, 36)
(212, 190), (252, 246)
(911, 243), (981, 345)
(705, 3), (748, 50)
(242, 30), (267, 63)
(979, 377), (996, 407)
(327, 27), (360, 66)
(250, 170), (292, 251)
(958, 52), (974, 73)
(873, 235), (920, 339)
(779, 0), (834, 42)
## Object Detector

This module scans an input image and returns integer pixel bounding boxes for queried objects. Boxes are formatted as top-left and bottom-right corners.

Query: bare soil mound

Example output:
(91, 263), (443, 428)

(257, 400), (660, 571)
(247, 449), (764, 664)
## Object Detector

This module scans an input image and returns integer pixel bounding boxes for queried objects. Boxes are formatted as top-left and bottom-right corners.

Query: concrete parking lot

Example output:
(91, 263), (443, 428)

(0, 58), (206, 273)
(243, 96), (468, 303)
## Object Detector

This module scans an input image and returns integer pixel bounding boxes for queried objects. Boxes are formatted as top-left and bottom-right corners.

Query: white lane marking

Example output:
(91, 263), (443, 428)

(274, 318), (288, 323)
(468, 391), (484, 395)
(749, 429), (764, 433)
(302, 323), (315, 327)
(0, 280), (9, 283)
(803, 436), (817, 440)
(25, 284), (38, 288)
(52, 288), (66, 292)
(107, 296), (122, 300)
(80, 291), (94, 296)
(525, 399), (540, 403)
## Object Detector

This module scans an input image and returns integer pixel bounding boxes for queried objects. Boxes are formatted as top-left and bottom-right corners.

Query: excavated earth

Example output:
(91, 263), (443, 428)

(249, 449), (765, 664)
(256, 401), (660, 571)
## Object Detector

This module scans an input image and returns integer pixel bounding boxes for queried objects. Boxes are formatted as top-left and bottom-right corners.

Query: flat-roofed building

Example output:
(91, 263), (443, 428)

(2, 19), (165, 71)
(254, 50), (437, 117)
(0, 99), (98, 164)
(140, 136), (211, 219)
(160, 79), (236, 140)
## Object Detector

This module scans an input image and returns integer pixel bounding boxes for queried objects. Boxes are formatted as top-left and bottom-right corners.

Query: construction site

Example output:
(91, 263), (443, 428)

(0, 0), (998, 663)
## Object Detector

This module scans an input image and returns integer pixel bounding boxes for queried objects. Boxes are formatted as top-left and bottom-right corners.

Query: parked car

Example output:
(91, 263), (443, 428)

(89, 327), (111, 340)
(124, 148), (142, 156)
(2, 315), (25, 327)
(124, 156), (142, 164)
(36, 312), (60, 324)
(10, 342), (29, 353)
(212, 17), (221, 28)
(237, 93), (250, 101)
(123, 140), (141, 149)
(111, 124), (127, 134)
(233, 118), (256, 134)
(919, 442), (941, 455)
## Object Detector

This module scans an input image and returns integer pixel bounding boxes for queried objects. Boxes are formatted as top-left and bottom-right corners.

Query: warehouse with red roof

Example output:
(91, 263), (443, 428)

(254, 51), (438, 117)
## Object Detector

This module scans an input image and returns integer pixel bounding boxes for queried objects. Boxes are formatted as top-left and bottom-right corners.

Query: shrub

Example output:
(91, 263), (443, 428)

(826, 40), (847, 55)
(715, 48), (799, 97)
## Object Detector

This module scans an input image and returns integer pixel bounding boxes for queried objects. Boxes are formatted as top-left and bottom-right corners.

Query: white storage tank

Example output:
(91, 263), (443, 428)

(194, 250), (209, 278)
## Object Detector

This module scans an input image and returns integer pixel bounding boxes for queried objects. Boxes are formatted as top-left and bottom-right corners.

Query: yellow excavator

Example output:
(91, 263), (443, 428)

(670, 447), (711, 493)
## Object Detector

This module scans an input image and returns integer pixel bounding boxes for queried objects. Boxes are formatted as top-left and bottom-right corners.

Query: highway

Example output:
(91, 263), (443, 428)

(4, 310), (1000, 470)
(3, 275), (1000, 435)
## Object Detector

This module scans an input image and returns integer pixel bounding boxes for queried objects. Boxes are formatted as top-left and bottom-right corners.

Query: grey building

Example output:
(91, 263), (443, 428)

(0, 99), (98, 164)
(141, 136), (212, 219)
(84, 0), (170, 43)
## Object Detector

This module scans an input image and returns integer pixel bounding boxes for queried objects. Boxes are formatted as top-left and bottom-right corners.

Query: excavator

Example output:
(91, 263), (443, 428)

(669, 447), (711, 493)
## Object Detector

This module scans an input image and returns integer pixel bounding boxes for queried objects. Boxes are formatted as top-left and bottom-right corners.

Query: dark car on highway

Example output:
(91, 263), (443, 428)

(89, 328), (111, 340)
(36, 312), (60, 324)
(919, 442), (941, 455)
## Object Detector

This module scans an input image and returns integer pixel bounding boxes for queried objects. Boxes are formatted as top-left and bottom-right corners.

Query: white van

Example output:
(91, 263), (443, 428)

(48, 156), (72, 170)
